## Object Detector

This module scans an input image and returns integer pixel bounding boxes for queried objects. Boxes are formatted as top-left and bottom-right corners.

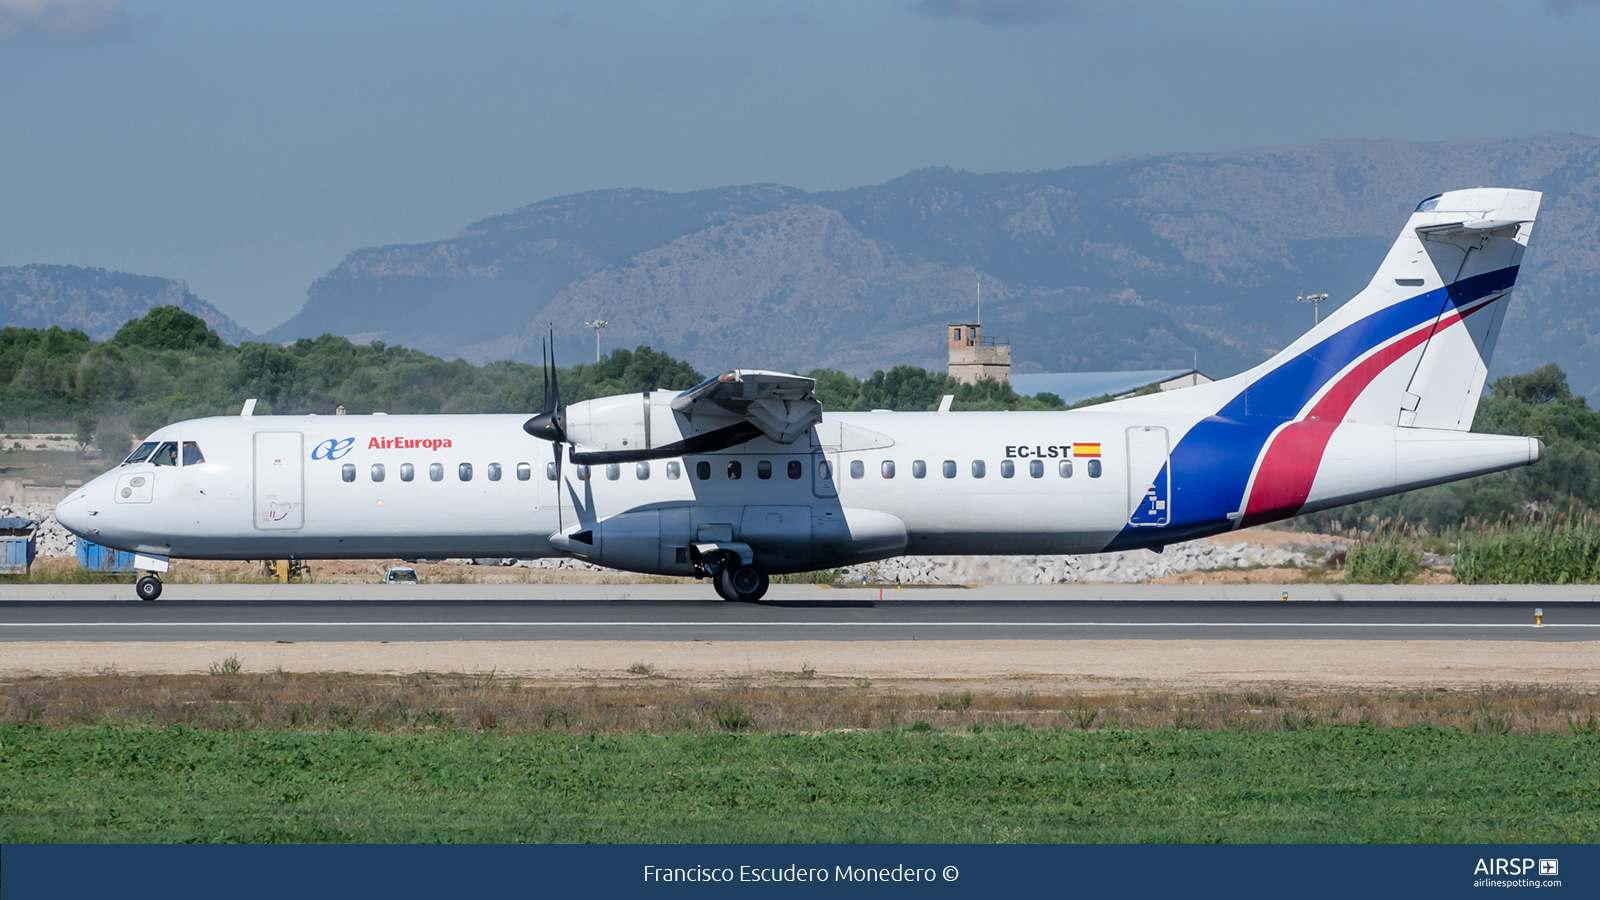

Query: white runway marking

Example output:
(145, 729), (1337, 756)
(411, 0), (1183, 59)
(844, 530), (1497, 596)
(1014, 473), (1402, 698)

(0, 621), (1591, 629)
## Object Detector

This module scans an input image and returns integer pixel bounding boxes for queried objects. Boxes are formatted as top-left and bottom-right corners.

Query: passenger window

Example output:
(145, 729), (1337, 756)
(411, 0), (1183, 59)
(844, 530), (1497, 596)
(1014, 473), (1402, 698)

(1059, 460), (1072, 478)
(577, 465), (591, 481)
(757, 460), (772, 480)
(151, 442), (179, 466)
(341, 463), (356, 483)
(637, 461), (650, 480)
(1030, 459), (1044, 478)
(546, 462), (557, 481)
(459, 462), (473, 482)
(818, 460), (832, 480)
(182, 441), (205, 466)
(912, 460), (926, 479)
(881, 460), (895, 479)
(401, 463), (414, 482)
(488, 463), (502, 482)
(942, 460), (956, 479)
(788, 460), (802, 479)
(696, 461), (710, 480)
(429, 463), (443, 482)
(517, 462), (532, 481)
(727, 460), (742, 480)
(1000, 460), (1014, 478)
(371, 463), (385, 482)
(850, 460), (864, 479)
(971, 460), (986, 478)
(606, 463), (620, 481)
(124, 442), (158, 464)
(668, 461), (681, 480)
(1088, 459), (1102, 478)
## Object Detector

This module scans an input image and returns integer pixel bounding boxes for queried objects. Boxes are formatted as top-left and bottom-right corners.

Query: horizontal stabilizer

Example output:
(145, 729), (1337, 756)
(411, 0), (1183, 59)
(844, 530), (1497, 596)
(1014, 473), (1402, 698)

(1415, 218), (1531, 239)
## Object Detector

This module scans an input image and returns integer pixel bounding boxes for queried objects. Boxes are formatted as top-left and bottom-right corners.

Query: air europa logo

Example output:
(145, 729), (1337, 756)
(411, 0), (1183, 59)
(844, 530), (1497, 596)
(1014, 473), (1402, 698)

(311, 438), (356, 460)
(368, 436), (454, 451)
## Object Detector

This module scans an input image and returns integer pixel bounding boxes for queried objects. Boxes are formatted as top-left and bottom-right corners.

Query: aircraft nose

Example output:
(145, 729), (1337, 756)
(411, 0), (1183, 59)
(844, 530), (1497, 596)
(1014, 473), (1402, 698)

(54, 492), (89, 537)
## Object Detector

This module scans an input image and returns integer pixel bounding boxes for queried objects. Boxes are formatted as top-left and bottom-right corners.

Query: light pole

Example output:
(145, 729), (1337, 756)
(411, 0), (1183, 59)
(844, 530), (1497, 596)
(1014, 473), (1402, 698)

(1298, 292), (1329, 325)
(583, 314), (609, 362)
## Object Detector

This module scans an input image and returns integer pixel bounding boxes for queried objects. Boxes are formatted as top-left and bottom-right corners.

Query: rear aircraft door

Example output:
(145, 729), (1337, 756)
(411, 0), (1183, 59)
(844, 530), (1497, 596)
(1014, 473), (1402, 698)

(1126, 426), (1170, 527)
(253, 432), (304, 530)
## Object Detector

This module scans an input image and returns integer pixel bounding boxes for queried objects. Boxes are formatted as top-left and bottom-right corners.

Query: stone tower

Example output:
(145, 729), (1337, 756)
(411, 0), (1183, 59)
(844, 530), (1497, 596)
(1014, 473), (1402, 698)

(947, 323), (1010, 385)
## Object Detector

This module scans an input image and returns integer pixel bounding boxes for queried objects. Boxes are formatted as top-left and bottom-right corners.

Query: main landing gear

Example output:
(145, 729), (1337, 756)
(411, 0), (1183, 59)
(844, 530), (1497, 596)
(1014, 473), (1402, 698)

(135, 573), (163, 602)
(710, 560), (769, 603)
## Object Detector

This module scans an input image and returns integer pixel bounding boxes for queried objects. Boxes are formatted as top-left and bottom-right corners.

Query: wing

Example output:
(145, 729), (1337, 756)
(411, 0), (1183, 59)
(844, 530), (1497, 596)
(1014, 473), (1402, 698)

(670, 370), (822, 445)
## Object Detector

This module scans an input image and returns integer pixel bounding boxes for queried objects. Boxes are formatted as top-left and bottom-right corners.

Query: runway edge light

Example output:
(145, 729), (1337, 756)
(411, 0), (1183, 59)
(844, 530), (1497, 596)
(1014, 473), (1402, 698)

(1535, 607), (1543, 627)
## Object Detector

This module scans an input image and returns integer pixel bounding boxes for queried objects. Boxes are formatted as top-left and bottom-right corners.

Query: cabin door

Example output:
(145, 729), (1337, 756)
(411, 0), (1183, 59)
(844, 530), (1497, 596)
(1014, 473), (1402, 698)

(253, 432), (304, 530)
(1126, 426), (1170, 527)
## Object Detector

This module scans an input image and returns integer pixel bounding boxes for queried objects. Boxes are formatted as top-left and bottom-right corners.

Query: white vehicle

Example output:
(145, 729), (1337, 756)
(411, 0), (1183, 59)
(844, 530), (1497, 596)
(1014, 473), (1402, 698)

(56, 188), (1546, 603)
(384, 566), (418, 584)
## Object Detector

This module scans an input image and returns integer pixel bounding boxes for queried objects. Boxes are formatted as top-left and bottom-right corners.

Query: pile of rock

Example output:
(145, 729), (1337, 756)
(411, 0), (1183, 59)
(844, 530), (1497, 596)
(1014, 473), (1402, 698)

(0, 502), (76, 558)
(839, 535), (1342, 585)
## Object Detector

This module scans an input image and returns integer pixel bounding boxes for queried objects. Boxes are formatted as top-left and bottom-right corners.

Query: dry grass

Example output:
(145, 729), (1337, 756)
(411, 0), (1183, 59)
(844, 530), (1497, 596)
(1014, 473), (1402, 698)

(3, 671), (1596, 736)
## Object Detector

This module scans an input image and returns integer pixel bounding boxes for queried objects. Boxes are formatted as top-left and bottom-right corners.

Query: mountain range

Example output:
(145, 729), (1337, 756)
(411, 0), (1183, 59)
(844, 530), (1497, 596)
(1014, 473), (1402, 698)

(10, 133), (1600, 397)
(0, 265), (252, 344)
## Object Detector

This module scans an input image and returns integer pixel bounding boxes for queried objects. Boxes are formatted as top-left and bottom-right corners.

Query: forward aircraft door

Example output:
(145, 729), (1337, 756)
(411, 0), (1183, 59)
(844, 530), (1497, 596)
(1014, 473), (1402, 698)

(253, 432), (304, 530)
(1126, 426), (1170, 527)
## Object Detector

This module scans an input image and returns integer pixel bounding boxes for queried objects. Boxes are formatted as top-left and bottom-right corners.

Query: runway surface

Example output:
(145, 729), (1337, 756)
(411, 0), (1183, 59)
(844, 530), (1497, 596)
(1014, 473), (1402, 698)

(1, 586), (1594, 641)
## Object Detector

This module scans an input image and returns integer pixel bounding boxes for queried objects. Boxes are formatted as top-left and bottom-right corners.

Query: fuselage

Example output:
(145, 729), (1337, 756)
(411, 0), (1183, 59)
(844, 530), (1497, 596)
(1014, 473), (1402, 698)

(54, 403), (1540, 575)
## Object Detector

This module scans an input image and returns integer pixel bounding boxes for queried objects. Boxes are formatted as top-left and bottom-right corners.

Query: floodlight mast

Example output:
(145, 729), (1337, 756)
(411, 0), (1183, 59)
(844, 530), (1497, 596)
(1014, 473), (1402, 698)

(1297, 292), (1329, 325)
(583, 314), (609, 362)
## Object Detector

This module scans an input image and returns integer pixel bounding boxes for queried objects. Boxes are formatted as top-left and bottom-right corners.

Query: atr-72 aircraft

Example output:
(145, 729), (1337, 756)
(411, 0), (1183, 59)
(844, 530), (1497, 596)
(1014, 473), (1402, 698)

(57, 188), (1545, 602)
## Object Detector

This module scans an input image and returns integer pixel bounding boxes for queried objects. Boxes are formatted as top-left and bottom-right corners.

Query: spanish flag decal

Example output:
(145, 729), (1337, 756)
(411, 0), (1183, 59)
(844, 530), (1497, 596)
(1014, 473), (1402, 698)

(1072, 442), (1102, 457)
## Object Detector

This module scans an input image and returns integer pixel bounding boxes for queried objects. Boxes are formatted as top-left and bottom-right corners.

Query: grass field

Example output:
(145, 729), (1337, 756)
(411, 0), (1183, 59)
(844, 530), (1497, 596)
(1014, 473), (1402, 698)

(2, 673), (1598, 843)
(2, 724), (1597, 843)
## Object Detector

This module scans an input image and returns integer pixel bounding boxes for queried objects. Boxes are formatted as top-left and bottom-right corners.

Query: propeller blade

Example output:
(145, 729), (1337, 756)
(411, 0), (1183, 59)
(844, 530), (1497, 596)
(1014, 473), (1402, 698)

(541, 337), (550, 413)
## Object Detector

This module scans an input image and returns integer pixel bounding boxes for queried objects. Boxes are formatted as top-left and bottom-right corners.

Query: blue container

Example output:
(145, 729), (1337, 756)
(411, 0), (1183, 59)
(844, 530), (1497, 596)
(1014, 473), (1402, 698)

(76, 539), (137, 574)
(0, 517), (37, 575)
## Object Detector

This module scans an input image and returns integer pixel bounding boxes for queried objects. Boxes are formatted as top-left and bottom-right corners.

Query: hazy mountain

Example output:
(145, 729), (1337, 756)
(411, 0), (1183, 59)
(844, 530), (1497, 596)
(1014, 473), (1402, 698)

(265, 133), (1600, 397)
(0, 265), (252, 344)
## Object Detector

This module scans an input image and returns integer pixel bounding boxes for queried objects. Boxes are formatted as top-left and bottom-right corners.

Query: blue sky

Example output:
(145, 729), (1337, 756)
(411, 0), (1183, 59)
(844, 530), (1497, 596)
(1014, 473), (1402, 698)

(2, 0), (1598, 332)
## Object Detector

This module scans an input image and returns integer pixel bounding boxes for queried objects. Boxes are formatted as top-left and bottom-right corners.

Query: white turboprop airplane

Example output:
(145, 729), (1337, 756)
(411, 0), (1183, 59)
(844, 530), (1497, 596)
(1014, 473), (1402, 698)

(56, 188), (1545, 602)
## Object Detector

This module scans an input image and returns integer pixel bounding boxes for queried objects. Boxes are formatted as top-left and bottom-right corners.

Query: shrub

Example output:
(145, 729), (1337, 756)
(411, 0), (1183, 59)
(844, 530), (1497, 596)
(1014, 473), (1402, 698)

(1455, 513), (1600, 584)
(1344, 519), (1420, 584)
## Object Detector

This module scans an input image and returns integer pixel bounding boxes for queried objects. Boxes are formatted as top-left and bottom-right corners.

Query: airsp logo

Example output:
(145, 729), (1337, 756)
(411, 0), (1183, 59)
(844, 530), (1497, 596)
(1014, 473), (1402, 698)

(311, 437), (356, 461)
(1540, 859), (1559, 876)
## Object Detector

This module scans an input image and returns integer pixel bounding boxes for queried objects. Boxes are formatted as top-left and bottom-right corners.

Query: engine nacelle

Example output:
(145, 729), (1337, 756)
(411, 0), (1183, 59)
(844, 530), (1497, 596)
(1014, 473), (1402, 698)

(532, 371), (824, 464)
(548, 505), (907, 576)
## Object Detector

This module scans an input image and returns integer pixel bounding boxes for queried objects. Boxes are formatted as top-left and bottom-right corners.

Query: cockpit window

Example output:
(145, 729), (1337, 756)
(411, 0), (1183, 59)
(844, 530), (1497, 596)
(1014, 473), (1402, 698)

(150, 442), (180, 467)
(124, 442), (158, 465)
(182, 441), (205, 466)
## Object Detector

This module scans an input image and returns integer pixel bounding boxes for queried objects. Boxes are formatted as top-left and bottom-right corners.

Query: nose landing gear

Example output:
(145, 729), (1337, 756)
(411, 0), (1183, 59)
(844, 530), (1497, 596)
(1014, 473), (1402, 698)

(135, 574), (163, 602)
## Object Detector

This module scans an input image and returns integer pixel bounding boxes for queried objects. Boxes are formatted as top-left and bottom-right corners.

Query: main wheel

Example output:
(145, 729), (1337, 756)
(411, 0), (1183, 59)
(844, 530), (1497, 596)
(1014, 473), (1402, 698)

(711, 573), (735, 601)
(135, 575), (163, 602)
(716, 563), (769, 603)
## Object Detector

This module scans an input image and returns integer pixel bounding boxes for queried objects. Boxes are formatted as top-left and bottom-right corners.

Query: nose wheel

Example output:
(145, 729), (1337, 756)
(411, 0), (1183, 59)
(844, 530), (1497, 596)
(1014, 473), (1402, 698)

(715, 562), (769, 603)
(135, 574), (163, 602)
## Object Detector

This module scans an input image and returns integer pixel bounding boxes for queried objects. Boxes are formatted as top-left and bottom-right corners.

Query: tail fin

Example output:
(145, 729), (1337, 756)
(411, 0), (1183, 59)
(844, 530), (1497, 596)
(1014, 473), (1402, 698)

(1382, 189), (1540, 429)
(1188, 187), (1542, 433)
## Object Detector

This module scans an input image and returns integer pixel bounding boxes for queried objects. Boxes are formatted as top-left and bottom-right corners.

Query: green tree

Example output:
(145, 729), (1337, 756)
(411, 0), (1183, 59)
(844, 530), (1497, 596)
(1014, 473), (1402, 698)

(112, 306), (222, 352)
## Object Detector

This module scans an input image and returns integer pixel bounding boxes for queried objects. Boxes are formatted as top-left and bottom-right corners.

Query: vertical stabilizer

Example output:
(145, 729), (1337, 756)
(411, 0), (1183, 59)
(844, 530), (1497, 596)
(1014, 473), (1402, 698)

(1391, 189), (1540, 430)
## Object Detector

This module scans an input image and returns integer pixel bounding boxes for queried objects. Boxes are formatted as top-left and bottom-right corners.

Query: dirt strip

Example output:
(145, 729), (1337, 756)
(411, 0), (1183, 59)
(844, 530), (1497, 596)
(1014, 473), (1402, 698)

(3, 640), (1597, 691)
